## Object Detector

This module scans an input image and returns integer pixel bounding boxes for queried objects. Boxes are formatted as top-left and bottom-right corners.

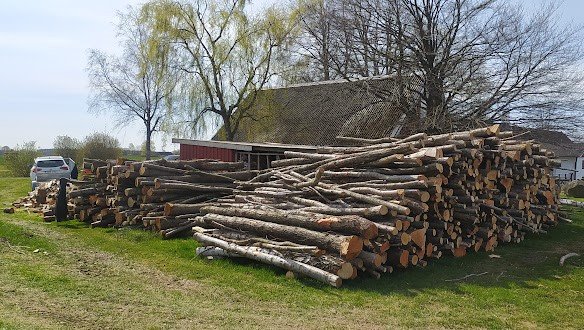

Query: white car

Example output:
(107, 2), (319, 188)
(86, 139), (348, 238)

(30, 156), (71, 190)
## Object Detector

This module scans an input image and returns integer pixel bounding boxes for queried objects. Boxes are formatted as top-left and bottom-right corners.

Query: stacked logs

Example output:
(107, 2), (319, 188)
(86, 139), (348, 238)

(12, 125), (562, 287)
(66, 158), (257, 237)
(12, 180), (59, 222)
(66, 158), (116, 227)
(190, 125), (562, 287)
(12, 180), (60, 221)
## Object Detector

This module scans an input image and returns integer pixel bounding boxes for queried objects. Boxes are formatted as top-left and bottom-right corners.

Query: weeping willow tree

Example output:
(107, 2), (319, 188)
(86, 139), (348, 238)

(87, 5), (180, 159)
(145, 0), (297, 141)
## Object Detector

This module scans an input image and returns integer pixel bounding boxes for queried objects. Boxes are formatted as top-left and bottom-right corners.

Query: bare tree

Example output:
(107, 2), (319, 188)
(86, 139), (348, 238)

(88, 5), (179, 159)
(290, 0), (584, 135)
(146, 0), (296, 141)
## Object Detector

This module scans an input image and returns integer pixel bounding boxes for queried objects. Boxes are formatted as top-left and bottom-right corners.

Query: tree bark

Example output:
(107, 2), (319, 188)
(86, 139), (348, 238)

(193, 232), (342, 287)
(199, 205), (378, 239)
(194, 213), (363, 260)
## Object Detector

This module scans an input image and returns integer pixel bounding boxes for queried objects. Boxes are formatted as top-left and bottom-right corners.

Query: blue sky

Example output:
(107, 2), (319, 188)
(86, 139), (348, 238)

(0, 0), (582, 150)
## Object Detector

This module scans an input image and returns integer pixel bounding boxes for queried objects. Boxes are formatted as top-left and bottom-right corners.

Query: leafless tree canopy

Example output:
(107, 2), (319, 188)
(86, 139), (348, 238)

(286, 0), (584, 135)
(87, 6), (180, 159)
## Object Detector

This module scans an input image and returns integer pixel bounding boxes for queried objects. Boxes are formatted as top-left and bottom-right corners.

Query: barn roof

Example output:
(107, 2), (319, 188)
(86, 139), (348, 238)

(213, 76), (421, 146)
(542, 142), (584, 158)
(209, 77), (584, 154)
(502, 125), (584, 157)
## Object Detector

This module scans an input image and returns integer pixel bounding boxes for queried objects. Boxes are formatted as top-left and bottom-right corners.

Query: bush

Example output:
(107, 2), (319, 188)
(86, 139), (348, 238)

(4, 141), (41, 177)
(563, 180), (584, 198)
(80, 133), (122, 160)
(53, 135), (82, 163)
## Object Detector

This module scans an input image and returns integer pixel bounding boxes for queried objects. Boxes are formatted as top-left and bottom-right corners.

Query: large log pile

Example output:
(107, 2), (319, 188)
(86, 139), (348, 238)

(10, 125), (564, 288)
(66, 158), (257, 237)
(190, 125), (562, 286)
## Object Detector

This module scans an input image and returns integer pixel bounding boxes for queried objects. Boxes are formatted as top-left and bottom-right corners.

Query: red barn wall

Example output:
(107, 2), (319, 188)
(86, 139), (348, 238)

(180, 144), (236, 162)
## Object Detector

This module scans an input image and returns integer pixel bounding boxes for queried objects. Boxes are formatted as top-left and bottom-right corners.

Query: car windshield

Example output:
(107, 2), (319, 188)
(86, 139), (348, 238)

(37, 160), (65, 168)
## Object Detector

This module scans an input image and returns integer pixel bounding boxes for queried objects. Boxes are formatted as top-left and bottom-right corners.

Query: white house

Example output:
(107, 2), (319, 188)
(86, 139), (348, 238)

(553, 146), (584, 181)
(504, 126), (584, 181)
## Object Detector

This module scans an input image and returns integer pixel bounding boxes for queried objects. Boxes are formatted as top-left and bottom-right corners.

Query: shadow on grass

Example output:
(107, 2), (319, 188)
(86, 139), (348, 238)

(344, 206), (584, 295)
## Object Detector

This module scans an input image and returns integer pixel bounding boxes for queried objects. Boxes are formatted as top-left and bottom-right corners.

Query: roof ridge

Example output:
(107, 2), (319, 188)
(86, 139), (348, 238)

(263, 75), (393, 91)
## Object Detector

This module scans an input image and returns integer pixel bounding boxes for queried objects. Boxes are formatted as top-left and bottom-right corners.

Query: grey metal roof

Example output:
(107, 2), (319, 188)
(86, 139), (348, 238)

(502, 125), (584, 158)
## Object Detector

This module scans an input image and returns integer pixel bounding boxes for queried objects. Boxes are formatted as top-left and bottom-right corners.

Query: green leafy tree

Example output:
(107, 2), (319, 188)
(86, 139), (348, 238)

(128, 143), (138, 151)
(4, 141), (41, 177)
(146, 0), (297, 140)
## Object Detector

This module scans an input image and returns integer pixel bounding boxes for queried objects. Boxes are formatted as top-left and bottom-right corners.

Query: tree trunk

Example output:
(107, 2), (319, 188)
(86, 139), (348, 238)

(199, 205), (378, 239)
(193, 233), (342, 287)
(194, 213), (363, 260)
(145, 124), (152, 160)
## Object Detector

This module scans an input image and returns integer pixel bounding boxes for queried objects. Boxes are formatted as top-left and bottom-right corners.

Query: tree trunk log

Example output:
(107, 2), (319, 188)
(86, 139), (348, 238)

(199, 205), (378, 239)
(194, 213), (363, 260)
(193, 232), (342, 287)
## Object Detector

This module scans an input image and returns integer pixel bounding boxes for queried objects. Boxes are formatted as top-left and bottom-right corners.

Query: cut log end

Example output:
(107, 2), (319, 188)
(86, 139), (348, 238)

(400, 232), (412, 245)
(378, 205), (389, 216)
(340, 236), (364, 260)
(337, 263), (355, 279)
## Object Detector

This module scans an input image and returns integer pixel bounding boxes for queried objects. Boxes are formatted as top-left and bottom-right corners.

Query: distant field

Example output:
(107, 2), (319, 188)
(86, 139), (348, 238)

(0, 177), (583, 328)
(121, 153), (146, 161)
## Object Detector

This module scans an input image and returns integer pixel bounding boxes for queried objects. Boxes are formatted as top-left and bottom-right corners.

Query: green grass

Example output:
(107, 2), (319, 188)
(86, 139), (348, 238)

(0, 155), (11, 177)
(0, 177), (583, 328)
(121, 153), (146, 161)
(565, 195), (584, 202)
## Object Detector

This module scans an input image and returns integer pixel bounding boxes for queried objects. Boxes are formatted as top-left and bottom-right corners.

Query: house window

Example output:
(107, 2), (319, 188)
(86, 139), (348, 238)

(582, 159), (584, 169)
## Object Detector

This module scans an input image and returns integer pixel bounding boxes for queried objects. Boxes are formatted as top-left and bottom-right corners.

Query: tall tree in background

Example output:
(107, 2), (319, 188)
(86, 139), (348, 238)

(146, 0), (296, 141)
(53, 135), (81, 162)
(80, 133), (122, 160)
(88, 5), (180, 159)
(289, 0), (584, 134)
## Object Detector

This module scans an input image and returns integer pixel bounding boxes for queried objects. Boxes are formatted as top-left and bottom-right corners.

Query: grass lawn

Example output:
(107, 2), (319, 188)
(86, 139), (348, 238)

(560, 192), (584, 203)
(0, 177), (583, 329)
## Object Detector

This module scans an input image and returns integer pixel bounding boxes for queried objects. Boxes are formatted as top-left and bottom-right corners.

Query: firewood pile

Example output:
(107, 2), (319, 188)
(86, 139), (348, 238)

(191, 125), (562, 287)
(11, 125), (564, 288)
(12, 180), (60, 221)
(67, 158), (257, 237)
